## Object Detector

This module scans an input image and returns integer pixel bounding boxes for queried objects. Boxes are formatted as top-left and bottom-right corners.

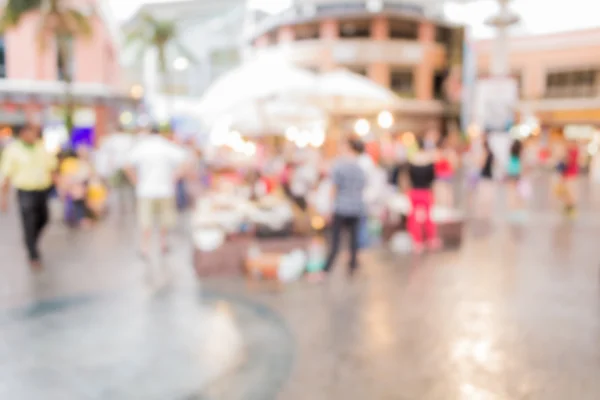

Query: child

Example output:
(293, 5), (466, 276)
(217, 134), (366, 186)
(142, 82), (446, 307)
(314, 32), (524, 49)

(86, 172), (108, 219)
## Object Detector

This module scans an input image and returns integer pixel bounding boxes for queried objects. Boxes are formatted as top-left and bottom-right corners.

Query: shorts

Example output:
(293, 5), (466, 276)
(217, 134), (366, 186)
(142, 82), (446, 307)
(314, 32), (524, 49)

(137, 197), (177, 230)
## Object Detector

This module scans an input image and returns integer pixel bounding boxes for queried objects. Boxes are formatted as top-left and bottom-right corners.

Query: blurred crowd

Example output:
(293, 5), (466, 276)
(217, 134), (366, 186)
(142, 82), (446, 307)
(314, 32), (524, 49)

(1, 122), (597, 273)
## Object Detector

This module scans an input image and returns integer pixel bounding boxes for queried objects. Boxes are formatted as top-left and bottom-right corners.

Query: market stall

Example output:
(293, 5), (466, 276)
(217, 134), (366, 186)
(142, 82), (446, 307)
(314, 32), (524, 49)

(191, 176), (324, 281)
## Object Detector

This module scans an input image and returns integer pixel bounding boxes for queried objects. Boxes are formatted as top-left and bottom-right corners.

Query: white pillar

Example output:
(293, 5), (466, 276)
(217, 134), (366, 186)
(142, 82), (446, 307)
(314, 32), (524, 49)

(488, 0), (517, 77)
(491, 25), (509, 77)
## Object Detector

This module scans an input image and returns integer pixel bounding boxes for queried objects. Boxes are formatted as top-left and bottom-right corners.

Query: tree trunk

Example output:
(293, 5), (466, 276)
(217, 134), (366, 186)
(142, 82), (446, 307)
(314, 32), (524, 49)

(157, 46), (170, 94)
(157, 45), (172, 129)
(57, 36), (74, 141)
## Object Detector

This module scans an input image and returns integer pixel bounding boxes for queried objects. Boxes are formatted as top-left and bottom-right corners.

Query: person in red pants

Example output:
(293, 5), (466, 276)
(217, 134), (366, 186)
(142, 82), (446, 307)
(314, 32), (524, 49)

(407, 137), (442, 254)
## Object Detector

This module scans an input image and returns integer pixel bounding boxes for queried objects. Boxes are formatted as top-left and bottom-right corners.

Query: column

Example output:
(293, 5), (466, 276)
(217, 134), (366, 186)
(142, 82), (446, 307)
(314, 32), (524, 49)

(522, 63), (544, 100)
(94, 104), (108, 147)
(491, 25), (509, 77)
(371, 16), (389, 41)
(320, 18), (339, 40)
(368, 64), (390, 87)
(320, 19), (339, 72)
(368, 16), (390, 87)
(415, 22), (435, 100)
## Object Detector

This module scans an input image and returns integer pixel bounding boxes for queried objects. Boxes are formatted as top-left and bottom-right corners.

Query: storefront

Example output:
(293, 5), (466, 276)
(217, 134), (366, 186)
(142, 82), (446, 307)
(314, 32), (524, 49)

(0, 81), (139, 150)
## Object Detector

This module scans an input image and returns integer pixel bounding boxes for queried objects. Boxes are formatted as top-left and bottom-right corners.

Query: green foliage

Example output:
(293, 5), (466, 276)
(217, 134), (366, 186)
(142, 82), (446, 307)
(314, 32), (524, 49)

(126, 13), (195, 93)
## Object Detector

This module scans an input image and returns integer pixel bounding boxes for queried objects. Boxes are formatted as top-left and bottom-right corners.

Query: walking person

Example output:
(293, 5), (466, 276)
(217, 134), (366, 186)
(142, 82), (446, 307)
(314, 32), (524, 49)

(475, 138), (496, 218)
(434, 138), (457, 208)
(0, 124), (58, 269)
(308, 137), (366, 282)
(506, 139), (524, 212)
(407, 137), (441, 254)
(124, 126), (186, 260)
(561, 139), (580, 217)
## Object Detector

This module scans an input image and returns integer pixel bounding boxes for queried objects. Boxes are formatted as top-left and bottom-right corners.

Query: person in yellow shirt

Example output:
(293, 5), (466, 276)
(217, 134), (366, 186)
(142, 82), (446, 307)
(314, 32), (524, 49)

(0, 124), (57, 269)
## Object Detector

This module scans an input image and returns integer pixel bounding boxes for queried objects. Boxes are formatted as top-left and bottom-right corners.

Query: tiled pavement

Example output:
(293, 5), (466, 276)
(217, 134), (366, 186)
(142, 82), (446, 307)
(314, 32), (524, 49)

(1, 177), (600, 399)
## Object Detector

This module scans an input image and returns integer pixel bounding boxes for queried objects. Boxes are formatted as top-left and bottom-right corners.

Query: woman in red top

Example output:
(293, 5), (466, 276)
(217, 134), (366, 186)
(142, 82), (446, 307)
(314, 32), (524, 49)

(434, 138), (457, 208)
(561, 140), (579, 216)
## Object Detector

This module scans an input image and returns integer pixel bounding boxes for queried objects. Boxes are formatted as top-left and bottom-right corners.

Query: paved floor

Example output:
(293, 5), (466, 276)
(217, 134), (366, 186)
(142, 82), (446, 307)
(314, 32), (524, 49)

(1, 177), (600, 399)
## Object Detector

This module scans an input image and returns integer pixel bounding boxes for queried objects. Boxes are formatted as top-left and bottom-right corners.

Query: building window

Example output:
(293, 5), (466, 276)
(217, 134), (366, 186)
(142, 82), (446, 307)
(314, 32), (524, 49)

(0, 37), (5, 78)
(433, 70), (447, 100)
(295, 23), (320, 41)
(390, 69), (413, 97)
(389, 19), (418, 40)
(435, 27), (452, 46)
(546, 69), (597, 98)
(57, 35), (74, 81)
(347, 65), (367, 77)
(267, 31), (278, 45)
(340, 20), (370, 38)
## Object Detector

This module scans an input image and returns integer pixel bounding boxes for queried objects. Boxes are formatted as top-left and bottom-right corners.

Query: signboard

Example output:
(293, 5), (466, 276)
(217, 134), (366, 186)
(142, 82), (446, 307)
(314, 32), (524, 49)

(564, 124), (598, 140)
(474, 77), (518, 133)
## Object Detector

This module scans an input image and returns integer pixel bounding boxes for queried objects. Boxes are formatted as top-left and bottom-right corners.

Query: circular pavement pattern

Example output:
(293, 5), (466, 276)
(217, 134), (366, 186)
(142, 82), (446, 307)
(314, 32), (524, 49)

(0, 288), (294, 400)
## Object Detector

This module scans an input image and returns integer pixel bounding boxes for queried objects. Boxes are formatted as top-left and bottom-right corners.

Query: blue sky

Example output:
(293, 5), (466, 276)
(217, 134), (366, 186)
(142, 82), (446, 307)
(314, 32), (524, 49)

(108, 0), (598, 39)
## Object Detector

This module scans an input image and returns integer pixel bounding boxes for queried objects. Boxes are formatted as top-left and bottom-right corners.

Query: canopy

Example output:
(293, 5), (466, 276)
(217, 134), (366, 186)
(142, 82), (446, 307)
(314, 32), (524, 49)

(225, 101), (326, 136)
(313, 69), (401, 114)
(198, 59), (318, 123)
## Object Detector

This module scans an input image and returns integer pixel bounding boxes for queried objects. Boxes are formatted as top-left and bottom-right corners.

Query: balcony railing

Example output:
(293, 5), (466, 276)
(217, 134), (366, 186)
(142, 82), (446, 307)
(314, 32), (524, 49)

(247, 39), (446, 68)
(245, 0), (426, 41)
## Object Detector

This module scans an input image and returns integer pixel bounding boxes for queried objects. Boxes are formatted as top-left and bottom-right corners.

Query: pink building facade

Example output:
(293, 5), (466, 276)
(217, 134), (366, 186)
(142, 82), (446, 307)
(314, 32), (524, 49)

(0, 0), (129, 142)
(475, 28), (600, 126)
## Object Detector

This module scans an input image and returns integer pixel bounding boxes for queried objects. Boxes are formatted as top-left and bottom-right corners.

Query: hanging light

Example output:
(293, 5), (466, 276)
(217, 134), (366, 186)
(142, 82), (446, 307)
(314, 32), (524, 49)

(243, 141), (257, 156)
(296, 132), (310, 148)
(377, 111), (394, 129)
(354, 118), (370, 136)
(285, 126), (299, 141)
(309, 127), (325, 147)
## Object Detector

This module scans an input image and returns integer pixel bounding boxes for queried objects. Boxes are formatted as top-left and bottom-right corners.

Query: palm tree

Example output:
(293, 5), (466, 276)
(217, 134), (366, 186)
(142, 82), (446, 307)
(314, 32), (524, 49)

(126, 13), (195, 95)
(0, 0), (93, 136)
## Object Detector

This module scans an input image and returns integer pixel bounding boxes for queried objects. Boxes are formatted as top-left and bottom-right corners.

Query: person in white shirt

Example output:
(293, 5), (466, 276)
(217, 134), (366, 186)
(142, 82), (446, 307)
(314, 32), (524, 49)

(125, 127), (186, 258)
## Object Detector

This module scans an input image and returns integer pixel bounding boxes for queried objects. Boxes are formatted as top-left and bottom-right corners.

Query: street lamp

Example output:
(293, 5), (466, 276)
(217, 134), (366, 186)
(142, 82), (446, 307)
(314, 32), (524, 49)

(354, 118), (370, 136)
(173, 57), (189, 71)
(377, 111), (394, 129)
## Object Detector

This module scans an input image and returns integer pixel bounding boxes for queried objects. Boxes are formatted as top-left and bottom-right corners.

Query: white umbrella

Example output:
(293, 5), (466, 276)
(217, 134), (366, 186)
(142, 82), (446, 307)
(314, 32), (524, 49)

(314, 69), (401, 114)
(198, 59), (318, 123)
(226, 101), (326, 136)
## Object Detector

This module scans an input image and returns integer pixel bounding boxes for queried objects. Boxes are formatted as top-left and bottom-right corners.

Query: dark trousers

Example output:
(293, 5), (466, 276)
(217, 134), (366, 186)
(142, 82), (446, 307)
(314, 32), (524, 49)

(323, 214), (360, 273)
(17, 189), (49, 261)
